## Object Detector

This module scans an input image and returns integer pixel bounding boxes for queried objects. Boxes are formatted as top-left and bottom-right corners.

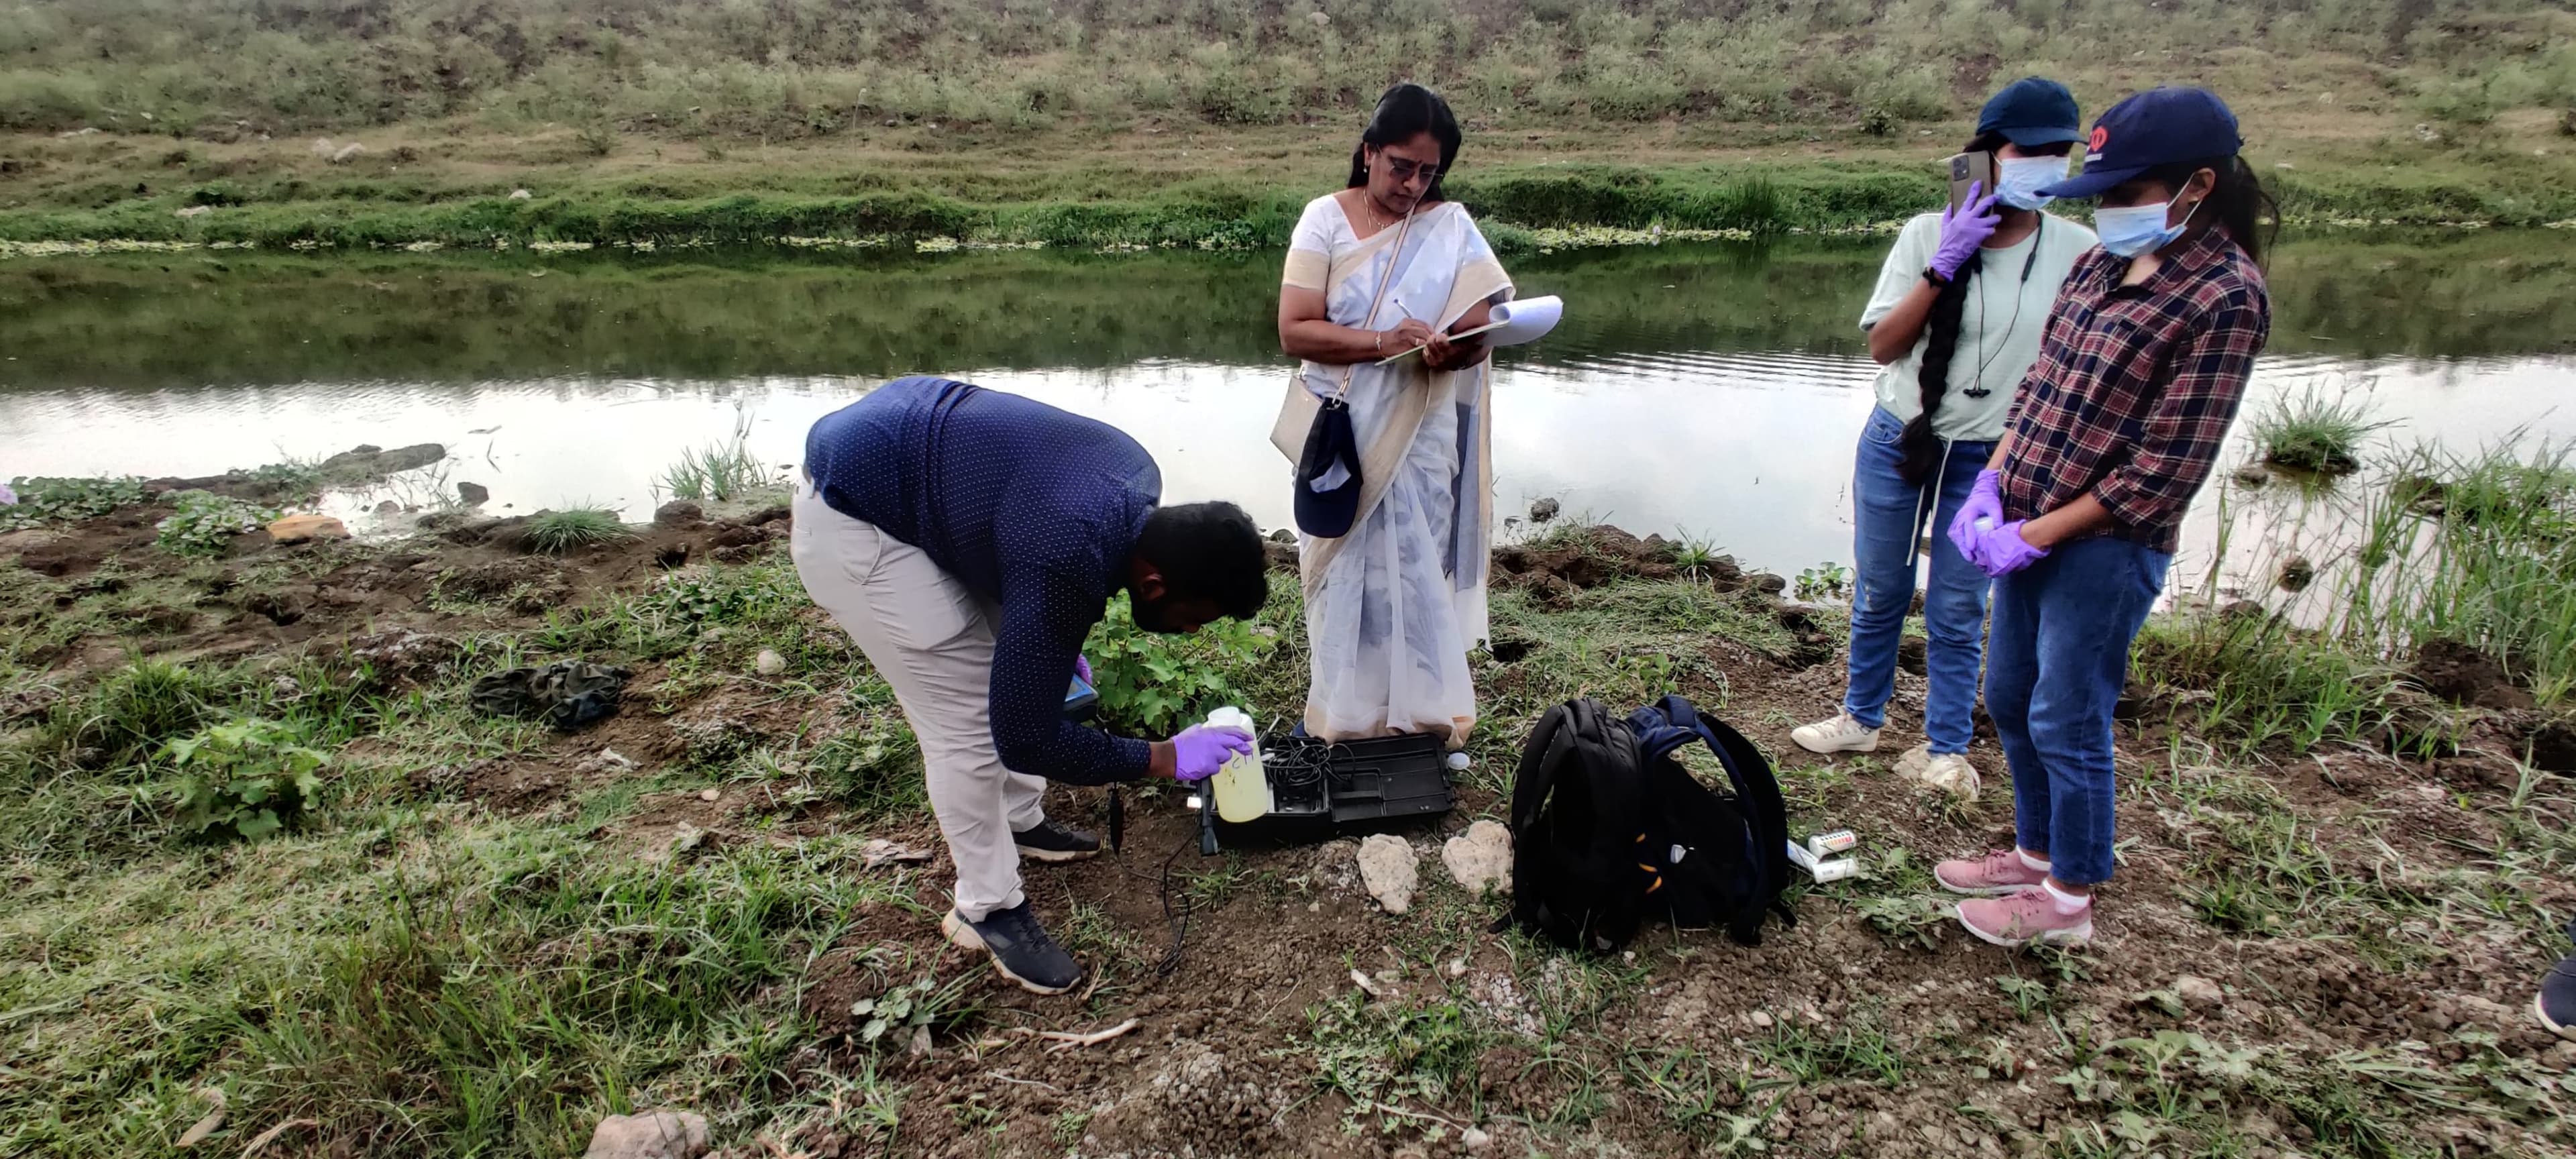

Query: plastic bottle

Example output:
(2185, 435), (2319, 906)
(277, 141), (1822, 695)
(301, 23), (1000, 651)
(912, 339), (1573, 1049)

(1203, 706), (1273, 823)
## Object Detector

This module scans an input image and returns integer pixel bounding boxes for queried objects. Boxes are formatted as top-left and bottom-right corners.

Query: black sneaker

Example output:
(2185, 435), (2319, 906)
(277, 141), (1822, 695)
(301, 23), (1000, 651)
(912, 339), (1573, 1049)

(1013, 818), (1102, 863)
(2538, 936), (2576, 1042)
(943, 900), (1083, 995)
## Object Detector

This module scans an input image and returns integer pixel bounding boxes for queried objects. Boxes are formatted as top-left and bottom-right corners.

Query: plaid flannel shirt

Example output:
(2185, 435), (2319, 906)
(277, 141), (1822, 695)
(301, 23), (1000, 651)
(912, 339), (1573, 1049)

(1999, 227), (2271, 553)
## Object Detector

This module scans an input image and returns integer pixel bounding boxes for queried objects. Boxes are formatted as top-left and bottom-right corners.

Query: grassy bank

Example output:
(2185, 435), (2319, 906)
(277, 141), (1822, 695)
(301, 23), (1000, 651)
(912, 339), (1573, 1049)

(5, 0), (2576, 247)
(7, 141), (2576, 254)
(3, 443), (2572, 1156)
(5, 0), (2571, 143)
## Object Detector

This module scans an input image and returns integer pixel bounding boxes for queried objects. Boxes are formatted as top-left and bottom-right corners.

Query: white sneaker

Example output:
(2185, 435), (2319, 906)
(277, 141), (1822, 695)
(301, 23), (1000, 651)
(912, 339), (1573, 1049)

(1919, 753), (1982, 801)
(1894, 743), (1933, 779)
(1790, 712), (1880, 755)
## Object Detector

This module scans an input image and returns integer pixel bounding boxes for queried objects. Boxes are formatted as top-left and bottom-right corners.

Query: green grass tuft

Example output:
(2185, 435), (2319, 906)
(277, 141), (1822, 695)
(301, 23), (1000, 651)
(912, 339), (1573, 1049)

(2253, 386), (2394, 476)
(656, 410), (775, 502)
(520, 508), (633, 554)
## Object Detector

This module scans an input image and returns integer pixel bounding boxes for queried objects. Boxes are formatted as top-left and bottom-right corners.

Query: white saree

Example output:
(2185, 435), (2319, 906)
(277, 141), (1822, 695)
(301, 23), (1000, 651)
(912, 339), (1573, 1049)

(1280, 195), (1513, 744)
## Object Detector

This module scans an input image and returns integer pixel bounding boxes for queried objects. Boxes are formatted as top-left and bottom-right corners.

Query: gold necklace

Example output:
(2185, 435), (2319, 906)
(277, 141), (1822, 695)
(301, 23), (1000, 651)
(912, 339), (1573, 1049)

(1360, 195), (1388, 235)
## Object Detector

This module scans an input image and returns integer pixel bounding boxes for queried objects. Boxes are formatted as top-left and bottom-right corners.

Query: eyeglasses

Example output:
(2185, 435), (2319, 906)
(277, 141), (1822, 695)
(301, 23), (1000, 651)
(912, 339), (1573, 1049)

(1379, 156), (1442, 184)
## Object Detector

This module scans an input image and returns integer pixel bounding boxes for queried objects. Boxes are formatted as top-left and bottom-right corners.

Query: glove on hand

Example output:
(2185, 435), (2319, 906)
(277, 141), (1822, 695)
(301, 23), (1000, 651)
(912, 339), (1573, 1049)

(1930, 184), (2001, 282)
(1947, 469), (2005, 563)
(1169, 724), (1254, 783)
(1974, 520), (2051, 578)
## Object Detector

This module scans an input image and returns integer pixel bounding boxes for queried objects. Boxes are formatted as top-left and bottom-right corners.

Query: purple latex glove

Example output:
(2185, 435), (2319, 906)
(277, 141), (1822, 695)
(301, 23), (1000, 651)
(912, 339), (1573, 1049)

(1947, 469), (2004, 562)
(1073, 655), (1092, 685)
(1929, 183), (2001, 281)
(1169, 724), (1253, 782)
(1973, 520), (2050, 578)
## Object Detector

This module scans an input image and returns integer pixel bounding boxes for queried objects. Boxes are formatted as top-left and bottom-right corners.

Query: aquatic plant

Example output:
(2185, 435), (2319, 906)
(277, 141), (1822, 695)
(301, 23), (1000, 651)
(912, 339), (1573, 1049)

(657, 411), (776, 503)
(153, 490), (277, 557)
(2253, 386), (2393, 475)
(0, 476), (152, 529)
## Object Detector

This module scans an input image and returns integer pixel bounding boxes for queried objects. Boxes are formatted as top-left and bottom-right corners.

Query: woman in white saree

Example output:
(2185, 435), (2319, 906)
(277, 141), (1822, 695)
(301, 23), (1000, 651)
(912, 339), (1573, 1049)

(1276, 85), (1513, 745)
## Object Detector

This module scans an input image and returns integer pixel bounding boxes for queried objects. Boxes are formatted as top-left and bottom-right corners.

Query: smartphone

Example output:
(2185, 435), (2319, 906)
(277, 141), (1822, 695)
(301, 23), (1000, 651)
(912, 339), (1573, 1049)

(1063, 675), (1099, 721)
(1945, 150), (1997, 212)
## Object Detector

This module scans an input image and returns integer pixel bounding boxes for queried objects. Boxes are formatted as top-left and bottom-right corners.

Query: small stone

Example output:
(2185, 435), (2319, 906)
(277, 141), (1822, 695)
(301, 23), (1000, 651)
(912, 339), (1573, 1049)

(1460, 1126), (1491, 1150)
(2173, 975), (2226, 1012)
(265, 513), (350, 544)
(457, 481), (490, 505)
(576, 747), (636, 775)
(698, 788), (720, 802)
(654, 500), (705, 528)
(509, 188), (533, 200)
(1528, 497), (1561, 523)
(860, 838), (932, 869)
(1448, 958), (1466, 978)
(582, 1110), (710, 1159)
(1440, 820), (1513, 895)
(754, 649), (786, 676)
(1356, 834), (1418, 914)
(1750, 1009), (1776, 1030)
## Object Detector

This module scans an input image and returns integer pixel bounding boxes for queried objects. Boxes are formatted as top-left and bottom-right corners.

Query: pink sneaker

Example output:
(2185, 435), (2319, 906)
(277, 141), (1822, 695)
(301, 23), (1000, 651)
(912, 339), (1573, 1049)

(1935, 850), (2049, 896)
(1957, 889), (2094, 948)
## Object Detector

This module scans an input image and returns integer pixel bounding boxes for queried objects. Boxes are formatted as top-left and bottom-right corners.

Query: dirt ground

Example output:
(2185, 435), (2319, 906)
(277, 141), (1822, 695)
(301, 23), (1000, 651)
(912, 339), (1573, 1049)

(3, 501), (2571, 1159)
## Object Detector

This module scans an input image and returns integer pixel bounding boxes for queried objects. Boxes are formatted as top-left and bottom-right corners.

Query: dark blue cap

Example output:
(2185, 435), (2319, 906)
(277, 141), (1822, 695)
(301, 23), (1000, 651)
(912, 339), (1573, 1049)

(1976, 77), (2084, 148)
(2041, 87), (2244, 200)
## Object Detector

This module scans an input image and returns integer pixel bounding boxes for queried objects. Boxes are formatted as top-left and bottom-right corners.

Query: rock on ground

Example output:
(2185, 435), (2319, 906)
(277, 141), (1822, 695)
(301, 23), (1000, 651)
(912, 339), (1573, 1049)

(318, 443), (446, 483)
(2174, 975), (2226, 1012)
(1356, 834), (1418, 914)
(266, 514), (350, 544)
(1441, 820), (1512, 895)
(583, 1110), (708, 1159)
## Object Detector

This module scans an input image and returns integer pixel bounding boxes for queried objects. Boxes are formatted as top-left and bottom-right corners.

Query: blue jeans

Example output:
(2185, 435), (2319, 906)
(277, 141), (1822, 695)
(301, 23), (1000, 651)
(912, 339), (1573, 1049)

(1843, 407), (1995, 755)
(1984, 535), (2171, 885)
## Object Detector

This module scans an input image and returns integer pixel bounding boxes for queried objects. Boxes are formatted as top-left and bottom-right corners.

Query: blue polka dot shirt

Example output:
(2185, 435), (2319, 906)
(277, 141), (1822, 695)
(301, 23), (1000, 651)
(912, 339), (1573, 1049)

(805, 376), (1159, 783)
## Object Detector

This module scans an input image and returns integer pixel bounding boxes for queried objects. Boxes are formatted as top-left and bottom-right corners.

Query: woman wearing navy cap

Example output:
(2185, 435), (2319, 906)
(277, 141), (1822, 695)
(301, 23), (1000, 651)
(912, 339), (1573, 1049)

(1790, 78), (2096, 799)
(1936, 87), (2275, 947)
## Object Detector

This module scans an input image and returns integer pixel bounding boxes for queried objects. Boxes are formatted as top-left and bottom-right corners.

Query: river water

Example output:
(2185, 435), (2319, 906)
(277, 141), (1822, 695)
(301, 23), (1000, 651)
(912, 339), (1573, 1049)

(3, 232), (2571, 592)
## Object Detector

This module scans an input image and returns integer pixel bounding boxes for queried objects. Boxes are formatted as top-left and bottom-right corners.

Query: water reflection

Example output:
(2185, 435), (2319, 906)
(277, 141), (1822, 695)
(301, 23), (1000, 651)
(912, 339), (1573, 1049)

(3, 233), (2571, 581)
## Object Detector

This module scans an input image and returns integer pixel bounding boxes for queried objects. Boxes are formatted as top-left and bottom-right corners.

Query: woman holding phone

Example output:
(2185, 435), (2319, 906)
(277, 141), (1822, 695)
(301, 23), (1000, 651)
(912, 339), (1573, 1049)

(1939, 87), (2274, 946)
(1790, 78), (2095, 796)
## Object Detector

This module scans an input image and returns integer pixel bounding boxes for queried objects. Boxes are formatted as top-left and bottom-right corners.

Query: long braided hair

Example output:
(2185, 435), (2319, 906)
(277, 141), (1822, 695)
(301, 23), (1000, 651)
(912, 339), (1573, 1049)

(1895, 131), (2009, 487)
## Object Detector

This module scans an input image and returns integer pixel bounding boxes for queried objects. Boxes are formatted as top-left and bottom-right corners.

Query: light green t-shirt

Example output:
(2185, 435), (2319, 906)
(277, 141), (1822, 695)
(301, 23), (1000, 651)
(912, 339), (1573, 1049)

(1860, 210), (2097, 443)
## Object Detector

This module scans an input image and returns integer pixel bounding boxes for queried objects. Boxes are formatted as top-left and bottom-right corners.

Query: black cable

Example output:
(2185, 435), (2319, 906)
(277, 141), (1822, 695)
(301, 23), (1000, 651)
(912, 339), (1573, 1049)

(1965, 217), (2043, 399)
(1108, 819), (1206, 978)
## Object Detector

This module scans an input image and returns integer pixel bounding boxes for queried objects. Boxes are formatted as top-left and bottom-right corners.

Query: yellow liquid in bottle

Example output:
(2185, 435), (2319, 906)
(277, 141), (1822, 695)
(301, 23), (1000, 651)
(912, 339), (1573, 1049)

(1205, 708), (1272, 822)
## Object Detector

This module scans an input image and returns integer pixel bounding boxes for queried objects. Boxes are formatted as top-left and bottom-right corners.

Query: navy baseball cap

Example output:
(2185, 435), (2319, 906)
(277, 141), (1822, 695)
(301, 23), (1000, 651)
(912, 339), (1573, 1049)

(2041, 87), (2244, 200)
(1976, 77), (2084, 148)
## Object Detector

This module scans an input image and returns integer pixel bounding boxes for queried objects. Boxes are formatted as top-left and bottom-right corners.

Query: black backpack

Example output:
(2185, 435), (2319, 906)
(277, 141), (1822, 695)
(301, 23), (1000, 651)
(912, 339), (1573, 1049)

(1506, 694), (1796, 952)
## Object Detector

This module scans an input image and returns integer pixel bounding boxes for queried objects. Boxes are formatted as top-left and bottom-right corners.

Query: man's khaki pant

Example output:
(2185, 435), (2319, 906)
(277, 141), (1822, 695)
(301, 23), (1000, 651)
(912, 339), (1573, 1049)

(790, 479), (1049, 922)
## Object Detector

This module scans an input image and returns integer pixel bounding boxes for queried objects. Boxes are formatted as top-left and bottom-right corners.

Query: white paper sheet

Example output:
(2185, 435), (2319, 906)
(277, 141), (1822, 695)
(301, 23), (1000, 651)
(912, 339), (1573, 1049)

(1476, 294), (1563, 347)
(1376, 294), (1564, 364)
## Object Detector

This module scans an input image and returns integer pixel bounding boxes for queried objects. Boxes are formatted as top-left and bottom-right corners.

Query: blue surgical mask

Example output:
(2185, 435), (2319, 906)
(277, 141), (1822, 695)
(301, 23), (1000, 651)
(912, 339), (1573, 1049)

(2095, 197), (2201, 258)
(1994, 156), (2068, 211)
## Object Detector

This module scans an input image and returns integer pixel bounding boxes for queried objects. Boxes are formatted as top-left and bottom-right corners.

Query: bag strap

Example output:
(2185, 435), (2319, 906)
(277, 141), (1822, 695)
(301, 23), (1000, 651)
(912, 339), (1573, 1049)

(1509, 700), (1576, 836)
(1334, 206), (1416, 401)
(1653, 694), (1796, 922)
